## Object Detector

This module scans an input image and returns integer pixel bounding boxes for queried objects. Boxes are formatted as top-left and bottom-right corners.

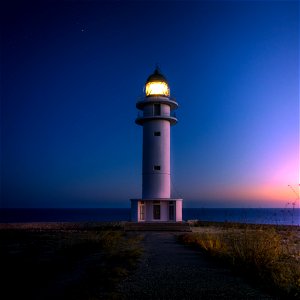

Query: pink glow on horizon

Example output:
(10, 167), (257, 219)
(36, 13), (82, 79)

(229, 149), (299, 206)
(192, 184), (299, 208)
(189, 153), (299, 208)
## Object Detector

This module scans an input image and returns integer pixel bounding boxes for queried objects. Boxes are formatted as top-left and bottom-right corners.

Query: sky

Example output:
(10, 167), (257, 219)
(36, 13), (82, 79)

(1, 0), (299, 208)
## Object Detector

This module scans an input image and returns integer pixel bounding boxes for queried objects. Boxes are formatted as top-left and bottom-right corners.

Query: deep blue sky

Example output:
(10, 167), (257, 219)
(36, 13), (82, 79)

(1, 1), (299, 208)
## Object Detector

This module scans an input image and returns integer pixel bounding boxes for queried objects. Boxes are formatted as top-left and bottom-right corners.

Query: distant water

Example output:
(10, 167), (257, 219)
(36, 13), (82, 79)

(0, 208), (299, 225)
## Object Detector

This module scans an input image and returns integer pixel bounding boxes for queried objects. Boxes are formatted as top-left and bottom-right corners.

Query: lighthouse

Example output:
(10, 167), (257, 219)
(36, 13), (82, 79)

(131, 68), (183, 222)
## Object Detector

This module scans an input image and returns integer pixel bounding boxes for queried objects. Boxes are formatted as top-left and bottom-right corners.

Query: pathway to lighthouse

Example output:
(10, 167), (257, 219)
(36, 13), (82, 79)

(118, 232), (274, 300)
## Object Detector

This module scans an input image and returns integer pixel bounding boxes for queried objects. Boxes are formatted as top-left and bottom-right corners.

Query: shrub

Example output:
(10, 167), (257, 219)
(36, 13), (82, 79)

(180, 226), (300, 298)
(227, 229), (282, 269)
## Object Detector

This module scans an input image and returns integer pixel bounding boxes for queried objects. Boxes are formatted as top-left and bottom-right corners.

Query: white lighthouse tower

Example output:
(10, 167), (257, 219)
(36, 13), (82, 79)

(131, 68), (183, 222)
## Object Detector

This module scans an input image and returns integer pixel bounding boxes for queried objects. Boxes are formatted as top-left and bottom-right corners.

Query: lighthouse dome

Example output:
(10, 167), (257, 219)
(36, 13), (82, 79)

(146, 67), (168, 84)
(145, 67), (170, 97)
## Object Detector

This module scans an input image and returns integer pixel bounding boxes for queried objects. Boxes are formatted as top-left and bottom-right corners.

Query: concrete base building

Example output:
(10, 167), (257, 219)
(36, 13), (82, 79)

(130, 199), (182, 222)
(131, 68), (182, 222)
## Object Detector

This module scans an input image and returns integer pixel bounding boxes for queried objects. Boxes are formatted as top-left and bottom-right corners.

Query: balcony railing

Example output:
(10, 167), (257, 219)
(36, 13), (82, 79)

(137, 111), (177, 118)
(136, 95), (179, 111)
(137, 95), (177, 102)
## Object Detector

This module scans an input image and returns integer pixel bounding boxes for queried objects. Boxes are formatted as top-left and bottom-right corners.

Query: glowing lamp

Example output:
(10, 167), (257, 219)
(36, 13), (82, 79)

(145, 67), (170, 97)
(145, 81), (170, 96)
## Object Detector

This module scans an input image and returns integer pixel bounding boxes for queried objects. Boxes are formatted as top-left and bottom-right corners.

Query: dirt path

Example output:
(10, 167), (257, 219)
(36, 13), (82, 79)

(118, 232), (275, 300)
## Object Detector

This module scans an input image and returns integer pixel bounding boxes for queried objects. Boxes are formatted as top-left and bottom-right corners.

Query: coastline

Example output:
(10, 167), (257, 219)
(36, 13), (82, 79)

(1, 207), (299, 225)
(0, 221), (125, 230)
(0, 220), (299, 230)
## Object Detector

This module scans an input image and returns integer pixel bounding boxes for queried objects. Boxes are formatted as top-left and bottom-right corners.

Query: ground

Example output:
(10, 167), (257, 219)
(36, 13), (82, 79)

(118, 231), (274, 299)
(2, 222), (298, 299)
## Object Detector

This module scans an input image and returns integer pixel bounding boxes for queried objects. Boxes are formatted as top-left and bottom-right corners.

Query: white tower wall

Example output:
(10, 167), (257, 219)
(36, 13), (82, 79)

(142, 119), (170, 198)
(143, 103), (170, 116)
(175, 200), (183, 222)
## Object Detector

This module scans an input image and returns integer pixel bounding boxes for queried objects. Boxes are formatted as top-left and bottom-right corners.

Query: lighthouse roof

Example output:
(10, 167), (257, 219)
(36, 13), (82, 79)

(146, 67), (168, 84)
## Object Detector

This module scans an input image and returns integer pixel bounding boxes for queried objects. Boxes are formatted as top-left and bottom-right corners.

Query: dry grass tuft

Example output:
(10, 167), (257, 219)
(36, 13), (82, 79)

(179, 226), (300, 298)
(179, 232), (226, 255)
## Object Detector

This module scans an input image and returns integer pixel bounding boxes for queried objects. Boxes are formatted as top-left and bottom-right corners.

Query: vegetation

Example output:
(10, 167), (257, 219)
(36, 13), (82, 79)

(0, 225), (143, 299)
(179, 224), (300, 298)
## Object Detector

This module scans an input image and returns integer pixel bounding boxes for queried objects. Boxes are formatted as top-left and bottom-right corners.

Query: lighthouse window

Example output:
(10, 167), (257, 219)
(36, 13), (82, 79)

(154, 104), (161, 116)
(153, 202), (161, 220)
(169, 203), (175, 220)
(154, 131), (161, 136)
(139, 202), (145, 221)
(154, 165), (161, 171)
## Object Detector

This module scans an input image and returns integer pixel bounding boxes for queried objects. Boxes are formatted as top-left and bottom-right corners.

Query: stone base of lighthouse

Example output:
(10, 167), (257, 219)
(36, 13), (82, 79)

(130, 199), (182, 222)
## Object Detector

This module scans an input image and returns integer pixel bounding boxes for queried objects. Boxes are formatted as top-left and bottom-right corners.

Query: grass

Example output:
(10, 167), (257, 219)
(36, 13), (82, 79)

(0, 224), (143, 299)
(179, 224), (300, 298)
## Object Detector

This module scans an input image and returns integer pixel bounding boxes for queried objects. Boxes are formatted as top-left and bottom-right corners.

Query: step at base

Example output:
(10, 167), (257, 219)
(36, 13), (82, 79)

(124, 222), (191, 232)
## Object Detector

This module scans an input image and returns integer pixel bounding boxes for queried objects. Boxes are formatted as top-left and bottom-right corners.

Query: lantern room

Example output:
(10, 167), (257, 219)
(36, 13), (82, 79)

(145, 68), (170, 97)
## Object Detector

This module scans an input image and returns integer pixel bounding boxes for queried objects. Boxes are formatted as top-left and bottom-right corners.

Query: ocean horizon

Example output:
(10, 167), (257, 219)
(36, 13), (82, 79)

(0, 208), (299, 226)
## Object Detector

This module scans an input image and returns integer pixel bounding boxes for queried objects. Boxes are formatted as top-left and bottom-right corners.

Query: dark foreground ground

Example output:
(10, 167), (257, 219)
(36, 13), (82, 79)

(118, 232), (274, 300)
(0, 223), (140, 299)
(0, 223), (280, 299)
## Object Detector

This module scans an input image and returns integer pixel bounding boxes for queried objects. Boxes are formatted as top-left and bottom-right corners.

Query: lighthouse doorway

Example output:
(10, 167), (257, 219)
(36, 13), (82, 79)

(153, 201), (161, 220)
(169, 201), (175, 221)
(154, 104), (161, 116)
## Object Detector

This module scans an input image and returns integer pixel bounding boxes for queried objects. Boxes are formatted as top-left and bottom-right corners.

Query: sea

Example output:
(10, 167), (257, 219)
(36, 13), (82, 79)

(0, 208), (299, 226)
